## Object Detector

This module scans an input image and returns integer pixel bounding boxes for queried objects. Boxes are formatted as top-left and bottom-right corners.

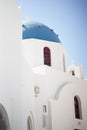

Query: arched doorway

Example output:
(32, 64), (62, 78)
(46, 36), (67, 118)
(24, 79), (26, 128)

(27, 111), (35, 130)
(0, 104), (10, 130)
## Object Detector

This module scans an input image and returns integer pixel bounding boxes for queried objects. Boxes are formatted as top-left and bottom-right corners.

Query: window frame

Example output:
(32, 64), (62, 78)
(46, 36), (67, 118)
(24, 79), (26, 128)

(43, 47), (51, 66)
(74, 95), (82, 120)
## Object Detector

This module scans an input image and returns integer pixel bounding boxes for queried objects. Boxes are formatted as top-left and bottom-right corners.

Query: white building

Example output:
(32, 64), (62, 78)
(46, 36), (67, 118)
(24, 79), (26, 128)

(0, 1), (87, 130)
(68, 64), (84, 79)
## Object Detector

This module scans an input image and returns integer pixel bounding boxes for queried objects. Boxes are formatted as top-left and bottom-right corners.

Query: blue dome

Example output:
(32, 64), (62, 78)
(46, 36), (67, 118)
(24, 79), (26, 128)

(22, 22), (61, 43)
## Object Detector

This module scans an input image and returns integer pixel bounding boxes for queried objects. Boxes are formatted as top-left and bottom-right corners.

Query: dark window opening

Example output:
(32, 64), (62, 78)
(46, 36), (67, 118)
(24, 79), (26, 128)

(74, 96), (82, 119)
(72, 70), (75, 76)
(74, 129), (80, 130)
(44, 47), (51, 66)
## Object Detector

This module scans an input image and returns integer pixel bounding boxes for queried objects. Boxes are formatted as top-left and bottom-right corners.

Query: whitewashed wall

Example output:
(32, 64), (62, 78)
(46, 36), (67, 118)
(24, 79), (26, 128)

(0, 1), (22, 130)
(22, 39), (66, 72)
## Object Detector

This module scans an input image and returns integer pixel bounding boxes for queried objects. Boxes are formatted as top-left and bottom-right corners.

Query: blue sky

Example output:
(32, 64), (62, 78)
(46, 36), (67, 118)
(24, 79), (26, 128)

(17, 0), (87, 77)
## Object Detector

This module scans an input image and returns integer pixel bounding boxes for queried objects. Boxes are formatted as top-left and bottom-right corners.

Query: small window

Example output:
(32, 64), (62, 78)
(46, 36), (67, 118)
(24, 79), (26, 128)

(69, 68), (75, 76)
(44, 47), (51, 66)
(43, 105), (47, 113)
(74, 96), (82, 119)
(63, 54), (66, 72)
(72, 70), (75, 76)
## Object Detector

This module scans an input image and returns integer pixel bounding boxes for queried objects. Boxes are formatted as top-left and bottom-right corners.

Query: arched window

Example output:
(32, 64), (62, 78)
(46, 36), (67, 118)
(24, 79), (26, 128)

(0, 104), (10, 130)
(74, 96), (82, 119)
(27, 112), (35, 130)
(63, 54), (66, 72)
(44, 47), (51, 66)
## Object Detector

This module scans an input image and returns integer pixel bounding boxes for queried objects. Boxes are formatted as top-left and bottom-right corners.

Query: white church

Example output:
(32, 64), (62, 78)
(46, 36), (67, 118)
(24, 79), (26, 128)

(0, 1), (87, 130)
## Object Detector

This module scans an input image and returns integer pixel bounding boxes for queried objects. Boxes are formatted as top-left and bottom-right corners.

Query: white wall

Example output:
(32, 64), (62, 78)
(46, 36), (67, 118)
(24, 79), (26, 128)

(48, 80), (87, 130)
(29, 66), (87, 130)
(25, 66), (71, 130)
(22, 39), (66, 72)
(0, 1), (22, 130)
